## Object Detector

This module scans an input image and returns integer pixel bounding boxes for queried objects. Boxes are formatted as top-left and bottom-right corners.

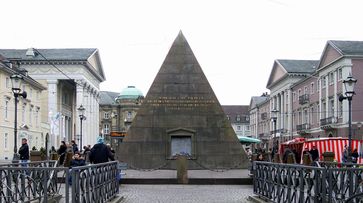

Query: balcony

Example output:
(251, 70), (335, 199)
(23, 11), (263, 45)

(296, 123), (310, 135)
(320, 116), (336, 130)
(299, 94), (309, 105)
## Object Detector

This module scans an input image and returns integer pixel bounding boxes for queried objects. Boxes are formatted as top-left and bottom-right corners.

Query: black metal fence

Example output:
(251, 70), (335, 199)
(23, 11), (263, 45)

(253, 161), (363, 203)
(0, 160), (119, 203)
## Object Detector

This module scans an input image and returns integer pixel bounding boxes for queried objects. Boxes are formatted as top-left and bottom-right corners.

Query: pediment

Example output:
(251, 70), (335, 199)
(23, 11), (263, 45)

(317, 42), (343, 69)
(266, 61), (288, 89)
(87, 50), (106, 82)
(166, 128), (196, 135)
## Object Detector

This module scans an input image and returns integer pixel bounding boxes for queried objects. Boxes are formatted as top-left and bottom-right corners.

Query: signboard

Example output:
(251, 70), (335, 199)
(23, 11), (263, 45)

(110, 131), (127, 137)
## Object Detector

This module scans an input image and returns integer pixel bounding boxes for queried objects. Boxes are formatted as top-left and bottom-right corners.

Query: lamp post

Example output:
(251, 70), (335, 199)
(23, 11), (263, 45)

(10, 73), (27, 161)
(77, 105), (86, 150)
(271, 108), (279, 151)
(339, 73), (357, 163)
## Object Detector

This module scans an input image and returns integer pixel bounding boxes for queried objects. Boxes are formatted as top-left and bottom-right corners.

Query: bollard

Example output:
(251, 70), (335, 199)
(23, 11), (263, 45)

(176, 155), (188, 184)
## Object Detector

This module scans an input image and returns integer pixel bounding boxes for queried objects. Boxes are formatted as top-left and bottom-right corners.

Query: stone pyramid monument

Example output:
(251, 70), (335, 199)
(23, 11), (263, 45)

(118, 31), (248, 169)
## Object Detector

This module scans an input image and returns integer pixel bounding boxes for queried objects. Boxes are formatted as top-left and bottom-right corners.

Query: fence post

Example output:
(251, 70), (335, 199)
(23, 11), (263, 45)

(299, 167), (304, 203)
(321, 168), (327, 203)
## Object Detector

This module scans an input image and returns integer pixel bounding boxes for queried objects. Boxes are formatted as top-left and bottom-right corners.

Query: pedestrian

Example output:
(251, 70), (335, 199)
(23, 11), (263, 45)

(89, 137), (115, 164)
(57, 141), (67, 166)
(71, 140), (79, 153)
(70, 152), (86, 167)
(352, 148), (359, 164)
(18, 138), (29, 162)
(342, 145), (349, 163)
(309, 145), (319, 162)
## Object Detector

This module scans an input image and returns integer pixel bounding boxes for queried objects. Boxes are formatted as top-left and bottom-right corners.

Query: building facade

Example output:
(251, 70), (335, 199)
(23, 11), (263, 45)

(0, 55), (47, 160)
(250, 40), (363, 150)
(0, 48), (105, 149)
(99, 86), (144, 149)
(222, 105), (250, 137)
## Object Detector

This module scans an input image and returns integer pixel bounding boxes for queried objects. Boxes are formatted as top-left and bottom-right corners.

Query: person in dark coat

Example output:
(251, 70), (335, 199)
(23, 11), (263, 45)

(71, 140), (79, 153)
(89, 137), (114, 164)
(57, 141), (68, 165)
(18, 138), (29, 161)
(352, 148), (359, 164)
(70, 152), (86, 167)
(310, 145), (320, 162)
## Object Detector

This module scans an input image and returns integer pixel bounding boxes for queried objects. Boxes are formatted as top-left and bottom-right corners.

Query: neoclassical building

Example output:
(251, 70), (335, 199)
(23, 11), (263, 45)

(99, 86), (144, 148)
(250, 40), (363, 149)
(0, 54), (47, 159)
(0, 48), (105, 149)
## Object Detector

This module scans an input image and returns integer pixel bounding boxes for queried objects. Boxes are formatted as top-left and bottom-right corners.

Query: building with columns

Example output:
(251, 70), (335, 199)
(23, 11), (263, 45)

(0, 48), (105, 149)
(249, 40), (363, 150)
(0, 54), (47, 160)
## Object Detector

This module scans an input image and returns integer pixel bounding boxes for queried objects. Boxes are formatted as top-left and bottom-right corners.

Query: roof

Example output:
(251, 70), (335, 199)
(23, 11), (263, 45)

(249, 95), (269, 109)
(222, 105), (249, 123)
(99, 91), (119, 105)
(329, 40), (363, 56)
(0, 48), (97, 61)
(277, 59), (318, 74)
(116, 86), (144, 100)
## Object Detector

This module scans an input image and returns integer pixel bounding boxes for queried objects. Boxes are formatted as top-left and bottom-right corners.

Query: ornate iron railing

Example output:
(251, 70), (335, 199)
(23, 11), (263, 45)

(253, 161), (363, 203)
(0, 160), (119, 203)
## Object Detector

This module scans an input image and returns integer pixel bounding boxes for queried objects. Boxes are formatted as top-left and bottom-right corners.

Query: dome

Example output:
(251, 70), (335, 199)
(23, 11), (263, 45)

(116, 86), (144, 100)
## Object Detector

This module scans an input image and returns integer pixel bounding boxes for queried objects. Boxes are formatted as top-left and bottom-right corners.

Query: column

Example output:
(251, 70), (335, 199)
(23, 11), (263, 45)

(75, 79), (84, 147)
(47, 79), (59, 148)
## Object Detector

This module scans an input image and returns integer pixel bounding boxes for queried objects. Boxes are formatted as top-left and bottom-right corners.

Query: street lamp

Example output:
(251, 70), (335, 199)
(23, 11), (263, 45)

(339, 73), (357, 163)
(271, 108), (279, 152)
(10, 73), (27, 161)
(77, 105), (86, 150)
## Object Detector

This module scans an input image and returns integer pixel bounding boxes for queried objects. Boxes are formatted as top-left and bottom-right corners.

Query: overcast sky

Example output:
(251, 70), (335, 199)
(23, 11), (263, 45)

(1, 0), (363, 105)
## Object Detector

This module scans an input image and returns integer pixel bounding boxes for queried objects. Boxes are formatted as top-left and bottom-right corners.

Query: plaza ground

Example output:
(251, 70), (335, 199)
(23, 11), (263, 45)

(118, 184), (254, 203)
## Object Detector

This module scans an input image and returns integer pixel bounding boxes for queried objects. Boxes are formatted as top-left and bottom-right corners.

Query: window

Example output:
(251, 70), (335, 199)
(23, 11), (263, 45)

(329, 99), (334, 117)
(322, 76), (326, 88)
(317, 104), (320, 123)
(310, 106), (314, 125)
(311, 83), (314, 94)
(29, 106), (33, 126)
(29, 88), (33, 99)
(338, 68), (343, 80)
(127, 111), (132, 119)
(22, 85), (26, 93)
(104, 112), (110, 119)
(236, 115), (241, 122)
(4, 133), (8, 149)
(103, 124), (110, 134)
(35, 107), (39, 127)
(293, 92), (296, 102)
(338, 100), (343, 118)
(5, 77), (10, 88)
(237, 126), (241, 130)
(304, 86), (308, 94)
(22, 104), (26, 123)
(4, 99), (9, 120)
(304, 109), (308, 124)
(329, 72), (334, 85)
(246, 125), (250, 131)
(298, 89), (301, 97)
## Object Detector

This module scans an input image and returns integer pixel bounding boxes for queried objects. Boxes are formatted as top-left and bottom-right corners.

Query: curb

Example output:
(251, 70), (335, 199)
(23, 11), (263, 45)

(109, 195), (124, 203)
(248, 196), (269, 203)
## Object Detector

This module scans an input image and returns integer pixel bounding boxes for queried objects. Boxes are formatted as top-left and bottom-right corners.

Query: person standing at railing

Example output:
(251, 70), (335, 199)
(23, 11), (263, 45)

(310, 145), (320, 162)
(57, 141), (67, 166)
(89, 137), (115, 164)
(18, 138), (29, 162)
(352, 149), (359, 164)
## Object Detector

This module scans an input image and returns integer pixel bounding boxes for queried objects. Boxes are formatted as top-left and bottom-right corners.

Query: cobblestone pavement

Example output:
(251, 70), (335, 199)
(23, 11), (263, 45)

(119, 184), (254, 203)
